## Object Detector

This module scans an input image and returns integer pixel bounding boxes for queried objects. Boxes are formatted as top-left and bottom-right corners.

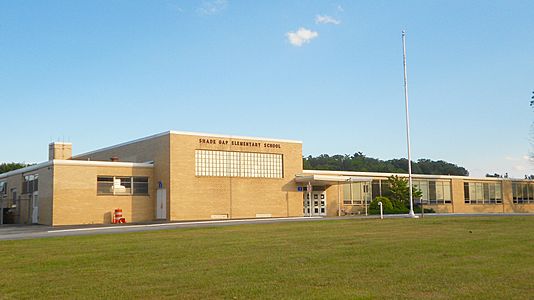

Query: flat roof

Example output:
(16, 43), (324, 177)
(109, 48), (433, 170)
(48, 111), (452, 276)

(73, 130), (302, 159)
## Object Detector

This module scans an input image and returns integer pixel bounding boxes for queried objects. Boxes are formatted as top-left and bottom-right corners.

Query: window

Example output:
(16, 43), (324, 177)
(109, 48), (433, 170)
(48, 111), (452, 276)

(412, 180), (452, 205)
(97, 177), (113, 195)
(464, 182), (502, 204)
(195, 150), (283, 178)
(133, 177), (149, 195)
(0, 181), (6, 195)
(22, 174), (38, 194)
(97, 176), (149, 196)
(343, 182), (371, 205)
(512, 182), (534, 204)
(371, 180), (381, 200)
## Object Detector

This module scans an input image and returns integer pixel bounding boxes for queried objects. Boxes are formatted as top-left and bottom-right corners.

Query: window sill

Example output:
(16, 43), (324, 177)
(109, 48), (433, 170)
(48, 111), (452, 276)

(97, 194), (150, 197)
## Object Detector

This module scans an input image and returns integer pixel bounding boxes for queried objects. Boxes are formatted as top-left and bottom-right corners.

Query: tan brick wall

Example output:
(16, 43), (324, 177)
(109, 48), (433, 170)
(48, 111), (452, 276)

(169, 133), (303, 220)
(73, 132), (304, 221)
(453, 179), (509, 213)
(36, 166), (53, 225)
(3, 173), (24, 223)
(325, 184), (341, 217)
(0, 165), (53, 225)
(74, 134), (170, 219)
(52, 164), (154, 225)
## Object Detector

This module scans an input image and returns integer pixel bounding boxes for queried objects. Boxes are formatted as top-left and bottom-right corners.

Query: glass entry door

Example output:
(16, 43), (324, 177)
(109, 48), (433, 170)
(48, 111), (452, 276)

(304, 191), (326, 216)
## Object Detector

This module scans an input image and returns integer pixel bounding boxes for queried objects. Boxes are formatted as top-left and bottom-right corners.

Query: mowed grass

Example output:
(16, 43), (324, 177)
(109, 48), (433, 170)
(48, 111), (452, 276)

(1, 217), (534, 299)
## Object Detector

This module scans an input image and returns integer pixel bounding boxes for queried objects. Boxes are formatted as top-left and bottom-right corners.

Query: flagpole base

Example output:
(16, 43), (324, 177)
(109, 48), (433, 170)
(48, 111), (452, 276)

(406, 210), (419, 218)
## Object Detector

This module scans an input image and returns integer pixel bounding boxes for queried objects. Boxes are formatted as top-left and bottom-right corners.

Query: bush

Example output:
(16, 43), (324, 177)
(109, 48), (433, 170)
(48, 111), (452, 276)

(369, 197), (396, 214)
(414, 206), (436, 213)
(369, 199), (436, 215)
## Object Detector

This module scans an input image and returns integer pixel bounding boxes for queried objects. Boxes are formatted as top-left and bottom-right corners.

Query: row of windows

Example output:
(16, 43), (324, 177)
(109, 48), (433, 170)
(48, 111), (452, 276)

(97, 176), (149, 196)
(512, 183), (534, 204)
(413, 180), (452, 204)
(464, 182), (502, 204)
(195, 150), (283, 178)
(371, 179), (452, 205)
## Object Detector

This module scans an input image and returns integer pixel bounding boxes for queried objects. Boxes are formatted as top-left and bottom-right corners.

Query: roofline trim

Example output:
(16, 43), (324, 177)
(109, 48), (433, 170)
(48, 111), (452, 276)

(0, 160), (153, 179)
(302, 170), (530, 182)
(53, 160), (154, 168)
(0, 161), (53, 179)
(168, 130), (303, 144)
(49, 142), (72, 145)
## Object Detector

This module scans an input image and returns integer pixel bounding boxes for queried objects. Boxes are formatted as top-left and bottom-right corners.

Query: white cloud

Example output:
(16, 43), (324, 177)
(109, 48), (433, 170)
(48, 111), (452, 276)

(286, 27), (319, 47)
(197, 0), (227, 15)
(337, 5), (344, 12)
(315, 15), (341, 25)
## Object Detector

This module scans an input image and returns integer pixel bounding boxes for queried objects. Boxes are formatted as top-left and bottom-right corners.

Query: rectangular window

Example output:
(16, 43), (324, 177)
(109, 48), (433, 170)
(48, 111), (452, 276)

(419, 180), (429, 204)
(512, 182), (534, 204)
(0, 181), (6, 195)
(464, 182), (503, 204)
(343, 182), (371, 205)
(428, 181), (437, 204)
(195, 150), (283, 179)
(133, 177), (149, 195)
(443, 182), (452, 203)
(97, 177), (114, 195)
(22, 174), (38, 194)
(114, 177), (132, 195)
(464, 182), (470, 203)
(371, 180), (380, 200)
(97, 176), (149, 196)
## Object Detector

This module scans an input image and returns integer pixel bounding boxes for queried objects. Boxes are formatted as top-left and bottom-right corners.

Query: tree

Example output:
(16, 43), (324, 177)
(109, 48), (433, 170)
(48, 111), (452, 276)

(0, 162), (29, 174)
(387, 175), (423, 209)
(303, 153), (469, 176)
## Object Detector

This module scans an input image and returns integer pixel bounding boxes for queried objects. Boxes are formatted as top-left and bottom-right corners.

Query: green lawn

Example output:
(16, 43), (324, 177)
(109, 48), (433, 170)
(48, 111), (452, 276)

(1, 217), (534, 299)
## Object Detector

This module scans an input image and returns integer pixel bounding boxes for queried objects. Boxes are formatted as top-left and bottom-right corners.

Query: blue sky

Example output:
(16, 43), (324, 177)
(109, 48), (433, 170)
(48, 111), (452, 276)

(1, 0), (533, 178)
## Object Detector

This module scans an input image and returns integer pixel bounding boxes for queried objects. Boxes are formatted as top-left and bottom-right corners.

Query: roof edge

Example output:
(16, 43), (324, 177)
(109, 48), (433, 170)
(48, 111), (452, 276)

(169, 130), (303, 144)
(0, 161), (53, 179)
(0, 160), (154, 179)
(302, 169), (529, 182)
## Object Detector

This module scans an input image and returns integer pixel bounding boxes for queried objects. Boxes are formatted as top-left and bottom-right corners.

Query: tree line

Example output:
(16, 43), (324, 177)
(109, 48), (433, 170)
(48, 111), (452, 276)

(303, 152), (469, 176)
(0, 163), (32, 175)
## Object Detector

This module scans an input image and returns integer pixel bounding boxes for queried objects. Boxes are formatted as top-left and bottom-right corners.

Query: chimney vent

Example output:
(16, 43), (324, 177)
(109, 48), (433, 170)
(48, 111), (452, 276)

(49, 142), (72, 160)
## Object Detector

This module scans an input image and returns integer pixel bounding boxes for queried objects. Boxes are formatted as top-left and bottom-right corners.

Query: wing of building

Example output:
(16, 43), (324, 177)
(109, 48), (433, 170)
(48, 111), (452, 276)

(0, 130), (533, 225)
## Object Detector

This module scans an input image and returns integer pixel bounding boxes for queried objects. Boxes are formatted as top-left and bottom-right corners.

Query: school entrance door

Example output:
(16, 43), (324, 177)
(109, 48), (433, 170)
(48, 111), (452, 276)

(304, 191), (326, 216)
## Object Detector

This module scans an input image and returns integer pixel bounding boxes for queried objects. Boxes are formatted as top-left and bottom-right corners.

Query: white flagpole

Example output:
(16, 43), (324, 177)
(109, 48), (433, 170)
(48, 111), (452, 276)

(402, 30), (417, 218)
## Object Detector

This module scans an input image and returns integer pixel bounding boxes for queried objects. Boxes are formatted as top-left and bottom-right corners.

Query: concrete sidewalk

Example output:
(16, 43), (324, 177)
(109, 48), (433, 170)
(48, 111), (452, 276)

(1, 213), (533, 241)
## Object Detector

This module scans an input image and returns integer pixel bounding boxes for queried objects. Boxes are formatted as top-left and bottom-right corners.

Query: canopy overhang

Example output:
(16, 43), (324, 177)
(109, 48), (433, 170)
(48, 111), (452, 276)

(295, 174), (372, 186)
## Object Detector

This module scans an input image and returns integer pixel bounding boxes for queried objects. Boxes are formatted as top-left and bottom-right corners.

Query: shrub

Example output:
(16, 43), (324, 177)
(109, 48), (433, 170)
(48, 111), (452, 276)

(369, 197), (393, 214)
(414, 206), (436, 213)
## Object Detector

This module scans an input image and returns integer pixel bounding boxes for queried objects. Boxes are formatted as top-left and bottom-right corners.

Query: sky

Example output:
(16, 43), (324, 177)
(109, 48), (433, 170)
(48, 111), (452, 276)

(1, 0), (533, 178)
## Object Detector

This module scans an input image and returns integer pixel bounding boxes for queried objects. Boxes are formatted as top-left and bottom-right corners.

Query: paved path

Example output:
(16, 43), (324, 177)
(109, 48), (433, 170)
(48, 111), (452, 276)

(1, 213), (533, 241)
